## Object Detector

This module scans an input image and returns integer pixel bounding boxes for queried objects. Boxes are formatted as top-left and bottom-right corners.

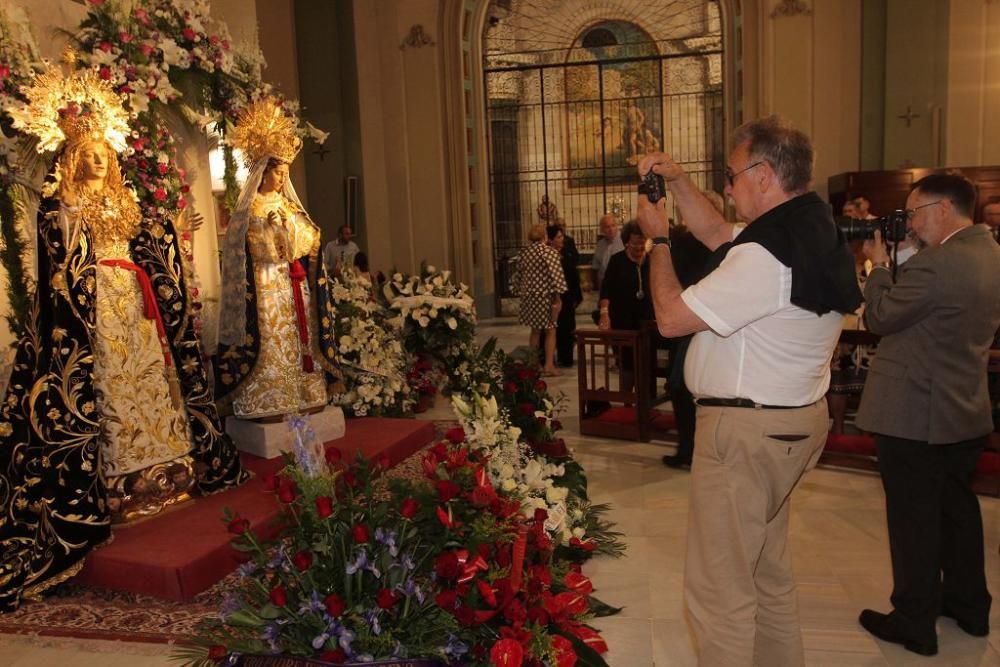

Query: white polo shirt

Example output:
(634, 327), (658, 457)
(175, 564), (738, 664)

(680, 226), (844, 406)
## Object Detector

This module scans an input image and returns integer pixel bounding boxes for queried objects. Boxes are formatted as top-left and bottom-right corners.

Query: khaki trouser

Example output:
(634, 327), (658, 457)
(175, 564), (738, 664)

(684, 400), (828, 667)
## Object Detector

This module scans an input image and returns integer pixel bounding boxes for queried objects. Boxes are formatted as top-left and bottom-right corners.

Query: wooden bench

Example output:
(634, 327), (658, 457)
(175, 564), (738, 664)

(575, 323), (673, 442)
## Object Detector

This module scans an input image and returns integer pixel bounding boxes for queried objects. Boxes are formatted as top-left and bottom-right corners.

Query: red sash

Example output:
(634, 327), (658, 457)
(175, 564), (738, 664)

(288, 260), (314, 373)
(98, 259), (173, 369)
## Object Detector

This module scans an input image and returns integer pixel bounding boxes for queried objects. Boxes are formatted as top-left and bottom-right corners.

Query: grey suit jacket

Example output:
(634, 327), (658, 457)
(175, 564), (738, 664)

(855, 225), (1000, 444)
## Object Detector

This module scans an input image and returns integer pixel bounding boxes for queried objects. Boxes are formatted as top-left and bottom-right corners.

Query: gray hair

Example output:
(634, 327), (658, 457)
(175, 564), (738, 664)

(730, 115), (813, 194)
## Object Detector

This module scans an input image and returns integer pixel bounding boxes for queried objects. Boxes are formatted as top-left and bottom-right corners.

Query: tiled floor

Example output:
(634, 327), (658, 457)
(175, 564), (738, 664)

(1, 316), (997, 666)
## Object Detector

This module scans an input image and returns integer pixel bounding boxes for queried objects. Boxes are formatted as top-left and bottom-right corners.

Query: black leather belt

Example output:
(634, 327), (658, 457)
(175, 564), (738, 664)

(694, 397), (814, 410)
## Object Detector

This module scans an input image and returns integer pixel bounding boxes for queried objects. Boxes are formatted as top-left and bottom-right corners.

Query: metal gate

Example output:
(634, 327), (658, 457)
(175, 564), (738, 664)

(486, 49), (724, 298)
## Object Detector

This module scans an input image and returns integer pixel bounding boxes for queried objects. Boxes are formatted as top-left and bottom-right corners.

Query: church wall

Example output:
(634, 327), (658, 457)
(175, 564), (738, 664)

(756, 0), (862, 200)
(946, 0), (1000, 167)
(351, 0), (455, 280)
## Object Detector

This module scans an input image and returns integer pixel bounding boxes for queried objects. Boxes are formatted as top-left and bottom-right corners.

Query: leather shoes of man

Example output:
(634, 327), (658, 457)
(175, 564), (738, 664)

(858, 609), (937, 656)
(661, 454), (691, 470)
(940, 606), (989, 637)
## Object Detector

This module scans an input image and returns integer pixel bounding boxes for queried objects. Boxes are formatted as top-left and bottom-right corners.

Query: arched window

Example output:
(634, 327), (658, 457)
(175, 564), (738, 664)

(482, 1), (726, 300)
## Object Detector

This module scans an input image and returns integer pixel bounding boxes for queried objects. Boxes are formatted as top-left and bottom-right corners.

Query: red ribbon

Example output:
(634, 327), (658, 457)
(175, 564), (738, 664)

(288, 260), (314, 372)
(99, 259), (172, 368)
(509, 527), (528, 592)
(455, 549), (489, 584)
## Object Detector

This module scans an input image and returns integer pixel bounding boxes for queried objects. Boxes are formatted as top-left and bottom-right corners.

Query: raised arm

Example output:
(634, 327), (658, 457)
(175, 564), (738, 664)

(637, 152), (734, 251)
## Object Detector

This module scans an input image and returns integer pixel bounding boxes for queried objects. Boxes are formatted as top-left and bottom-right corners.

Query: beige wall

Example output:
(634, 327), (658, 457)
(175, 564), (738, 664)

(353, 0), (456, 279)
(755, 0), (862, 198)
(946, 0), (1000, 166)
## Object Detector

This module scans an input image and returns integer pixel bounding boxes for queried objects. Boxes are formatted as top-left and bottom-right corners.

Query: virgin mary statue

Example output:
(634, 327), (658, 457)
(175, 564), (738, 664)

(214, 98), (336, 419)
(0, 59), (247, 612)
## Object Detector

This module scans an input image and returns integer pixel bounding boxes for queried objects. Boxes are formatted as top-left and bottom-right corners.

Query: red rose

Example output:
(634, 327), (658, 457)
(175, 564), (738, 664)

(182, 27), (197, 41)
(178, 198), (188, 210)
(292, 550), (313, 571)
(226, 515), (250, 535)
(209, 34), (220, 45)
(119, 31), (133, 43)
(400, 497), (419, 519)
(430, 442), (449, 458)
(341, 470), (358, 488)
(324, 593), (346, 617)
(434, 551), (460, 580)
(277, 478), (297, 503)
(490, 638), (524, 667)
(222, 39), (230, 50)
(534, 380), (547, 392)
(98, 66), (111, 81)
(519, 402), (536, 416)
(207, 645), (227, 661)
(435, 479), (462, 502)
(98, 40), (112, 52)
(516, 369), (531, 381)
(319, 649), (347, 663)
(375, 453), (391, 471)
(269, 584), (287, 607)
(470, 485), (496, 508)
(352, 524), (369, 543)
(455, 604), (476, 627)
(315, 495), (334, 518)
(0, 65), (9, 80)
(435, 589), (458, 610)
(375, 588), (400, 610)
(153, 187), (167, 201)
(325, 446), (343, 465)
(570, 537), (596, 552)
(550, 635), (576, 667)
(503, 598), (527, 625)
(445, 427), (466, 444)
(157, 163), (169, 175)
(504, 381), (518, 394)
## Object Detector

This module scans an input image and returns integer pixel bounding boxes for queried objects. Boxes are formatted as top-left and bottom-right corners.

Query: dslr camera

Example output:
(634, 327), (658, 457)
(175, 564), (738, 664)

(836, 210), (909, 244)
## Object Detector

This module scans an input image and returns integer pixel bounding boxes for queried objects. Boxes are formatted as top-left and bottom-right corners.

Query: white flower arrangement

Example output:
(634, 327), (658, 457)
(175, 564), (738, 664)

(449, 392), (587, 546)
(327, 269), (415, 417)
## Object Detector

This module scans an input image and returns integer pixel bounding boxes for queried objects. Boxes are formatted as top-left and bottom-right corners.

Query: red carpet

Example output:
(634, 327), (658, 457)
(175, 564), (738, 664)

(74, 417), (435, 602)
(594, 406), (677, 431)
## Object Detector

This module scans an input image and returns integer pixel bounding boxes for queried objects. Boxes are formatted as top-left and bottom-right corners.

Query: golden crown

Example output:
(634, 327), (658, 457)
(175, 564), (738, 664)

(10, 51), (131, 154)
(228, 97), (302, 167)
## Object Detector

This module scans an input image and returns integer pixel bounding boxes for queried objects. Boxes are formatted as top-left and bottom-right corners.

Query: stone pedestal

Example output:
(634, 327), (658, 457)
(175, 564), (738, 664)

(226, 405), (346, 460)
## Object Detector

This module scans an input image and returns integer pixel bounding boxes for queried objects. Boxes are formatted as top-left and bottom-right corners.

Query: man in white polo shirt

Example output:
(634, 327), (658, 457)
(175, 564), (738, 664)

(636, 116), (861, 666)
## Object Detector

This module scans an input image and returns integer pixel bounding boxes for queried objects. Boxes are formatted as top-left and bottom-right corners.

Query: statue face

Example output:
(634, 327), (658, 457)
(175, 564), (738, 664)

(76, 141), (110, 185)
(262, 162), (289, 192)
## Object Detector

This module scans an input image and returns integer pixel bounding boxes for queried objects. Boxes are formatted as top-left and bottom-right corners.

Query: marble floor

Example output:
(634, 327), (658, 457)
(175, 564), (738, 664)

(1, 316), (997, 666)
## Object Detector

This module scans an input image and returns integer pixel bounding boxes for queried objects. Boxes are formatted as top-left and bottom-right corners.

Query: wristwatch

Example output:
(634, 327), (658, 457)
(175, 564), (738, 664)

(651, 236), (671, 249)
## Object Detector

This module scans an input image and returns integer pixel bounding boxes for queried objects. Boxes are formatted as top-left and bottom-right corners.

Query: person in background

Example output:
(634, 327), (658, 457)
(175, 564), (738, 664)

(323, 224), (360, 273)
(549, 222), (583, 367)
(515, 223), (567, 376)
(591, 213), (624, 291)
(353, 252), (385, 301)
(842, 200), (859, 218)
(598, 221), (652, 392)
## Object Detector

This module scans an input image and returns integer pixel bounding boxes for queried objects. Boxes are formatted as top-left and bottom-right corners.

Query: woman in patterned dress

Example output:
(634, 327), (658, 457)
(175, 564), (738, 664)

(514, 223), (567, 375)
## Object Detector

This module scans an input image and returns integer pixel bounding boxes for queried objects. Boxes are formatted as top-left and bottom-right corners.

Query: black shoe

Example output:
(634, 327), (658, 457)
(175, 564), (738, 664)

(661, 454), (691, 470)
(940, 605), (990, 637)
(858, 609), (937, 656)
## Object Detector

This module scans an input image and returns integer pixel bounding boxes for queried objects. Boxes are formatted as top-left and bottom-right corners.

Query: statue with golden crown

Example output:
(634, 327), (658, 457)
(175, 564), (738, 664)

(0, 59), (248, 612)
(214, 98), (337, 422)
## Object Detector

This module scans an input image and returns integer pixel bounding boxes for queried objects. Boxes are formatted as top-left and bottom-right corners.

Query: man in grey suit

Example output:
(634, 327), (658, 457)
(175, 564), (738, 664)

(855, 173), (1000, 656)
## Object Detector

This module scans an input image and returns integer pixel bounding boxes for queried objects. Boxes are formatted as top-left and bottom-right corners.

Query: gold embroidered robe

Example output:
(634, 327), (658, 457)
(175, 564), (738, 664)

(230, 192), (328, 419)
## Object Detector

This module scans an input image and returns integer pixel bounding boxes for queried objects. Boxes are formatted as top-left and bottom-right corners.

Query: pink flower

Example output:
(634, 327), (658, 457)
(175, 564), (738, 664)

(153, 187), (167, 201)
(118, 31), (133, 43)
(99, 41), (112, 52)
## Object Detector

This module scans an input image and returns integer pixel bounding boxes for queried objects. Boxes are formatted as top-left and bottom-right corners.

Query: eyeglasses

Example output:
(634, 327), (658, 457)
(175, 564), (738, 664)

(725, 161), (763, 187)
(904, 200), (946, 221)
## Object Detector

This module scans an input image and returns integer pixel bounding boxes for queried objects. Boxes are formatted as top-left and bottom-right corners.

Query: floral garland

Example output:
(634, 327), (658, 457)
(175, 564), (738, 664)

(0, 6), (41, 339)
(328, 269), (415, 417)
(383, 265), (478, 394)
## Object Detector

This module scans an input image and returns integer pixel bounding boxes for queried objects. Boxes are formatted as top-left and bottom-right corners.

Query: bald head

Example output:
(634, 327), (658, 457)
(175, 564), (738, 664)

(599, 214), (618, 240)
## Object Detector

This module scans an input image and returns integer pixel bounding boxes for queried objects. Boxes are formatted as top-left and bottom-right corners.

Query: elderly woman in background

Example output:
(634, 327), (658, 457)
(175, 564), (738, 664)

(515, 223), (567, 375)
(548, 223), (583, 367)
